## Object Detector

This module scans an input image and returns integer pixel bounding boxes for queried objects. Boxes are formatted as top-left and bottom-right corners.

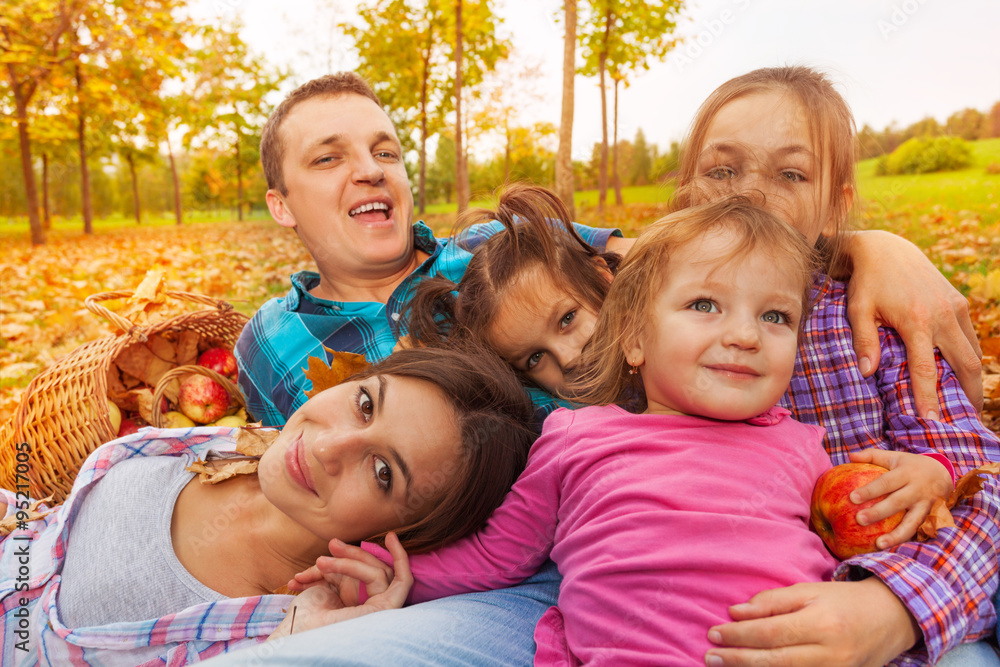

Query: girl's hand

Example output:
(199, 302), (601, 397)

(843, 229), (983, 418)
(269, 533), (411, 640)
(705, 578), (920, 666)
(847, 449), (953, 550)
(287, 538), (396, 601)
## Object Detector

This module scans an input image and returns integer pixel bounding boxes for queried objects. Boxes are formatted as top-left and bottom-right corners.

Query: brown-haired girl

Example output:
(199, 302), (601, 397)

(405, 183), (618, 398)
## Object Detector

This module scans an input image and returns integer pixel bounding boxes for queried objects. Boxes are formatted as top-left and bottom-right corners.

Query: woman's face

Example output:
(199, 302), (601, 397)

(693, 89), (838, 244)
(487, 266), (600, 395)
(258, 374), (462, 543)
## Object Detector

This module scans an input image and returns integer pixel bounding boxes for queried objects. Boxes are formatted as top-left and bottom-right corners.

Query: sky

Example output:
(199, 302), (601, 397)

(194, 0), (1000, 161)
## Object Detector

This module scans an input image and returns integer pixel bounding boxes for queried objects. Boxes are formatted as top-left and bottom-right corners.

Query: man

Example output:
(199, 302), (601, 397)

(235, 72), (622, 426)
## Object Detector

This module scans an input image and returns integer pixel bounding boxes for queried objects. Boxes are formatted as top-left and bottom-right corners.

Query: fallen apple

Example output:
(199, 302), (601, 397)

(162, 411), (196, 428)
(209, 415), (248, 428)
(107, 400), (122, 435)
(198, 347), (238, 381)
(118, 416), (147, 437)
(810, 462), (904, 559)
(178, 374), (230, 424)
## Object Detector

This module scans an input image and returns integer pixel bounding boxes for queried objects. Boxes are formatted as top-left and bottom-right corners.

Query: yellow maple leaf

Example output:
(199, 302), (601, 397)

(303, 348), (369, 398)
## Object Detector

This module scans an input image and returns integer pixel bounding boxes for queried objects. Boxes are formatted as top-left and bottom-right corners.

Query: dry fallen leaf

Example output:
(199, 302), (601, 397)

(916, 497), (956, 541)
(917, 462), (1000, 540)
(115, 342), (176, 388)
(235, 425), (280, 456)
(303, 348), (369, 399)
(0, 495), (57, 537)
(117, 270), (170, 326)
(186, 457), (260, 484)
(175, 330), (201, 367)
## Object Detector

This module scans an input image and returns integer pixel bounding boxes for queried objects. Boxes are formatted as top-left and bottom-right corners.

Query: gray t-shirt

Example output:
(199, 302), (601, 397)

(58, 454), (227, 627)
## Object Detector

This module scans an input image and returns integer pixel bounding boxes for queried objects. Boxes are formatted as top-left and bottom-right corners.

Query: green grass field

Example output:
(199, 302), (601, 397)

(857, 138), (1000, 241)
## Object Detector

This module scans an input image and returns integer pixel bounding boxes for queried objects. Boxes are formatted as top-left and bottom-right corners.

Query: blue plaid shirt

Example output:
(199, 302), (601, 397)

(236, 220), (620, 427)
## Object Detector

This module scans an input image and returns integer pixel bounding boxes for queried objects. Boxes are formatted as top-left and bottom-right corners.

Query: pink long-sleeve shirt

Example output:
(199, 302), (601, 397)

(397, 404), (838, 665)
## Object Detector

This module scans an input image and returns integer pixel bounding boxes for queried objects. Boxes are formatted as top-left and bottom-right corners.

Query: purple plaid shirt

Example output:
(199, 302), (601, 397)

(778, 277), (1000, 665)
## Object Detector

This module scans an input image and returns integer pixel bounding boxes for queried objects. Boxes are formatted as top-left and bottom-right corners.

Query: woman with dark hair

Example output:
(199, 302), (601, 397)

(0, 345), (536, 666)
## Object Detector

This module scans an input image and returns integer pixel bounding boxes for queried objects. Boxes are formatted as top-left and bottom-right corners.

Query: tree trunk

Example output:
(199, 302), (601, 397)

(612, 77), (623, 205)
(597, 8), (611, 215)
(235, 134), (244, 222)
(418, 32), (432, 216)
(14, 97), (44, 245)
(454, 0), (469, 214)
(127, 153), (141, 223)
(555, 0), (577, 218)
(42, 152), (51, 230)
(76, 66), (93, 234)
(597, 52), (608, 214)
(167, 138), (182, 225)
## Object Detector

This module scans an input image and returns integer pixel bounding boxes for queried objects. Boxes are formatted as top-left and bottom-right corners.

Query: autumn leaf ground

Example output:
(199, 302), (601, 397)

(1, 183), (999, 432)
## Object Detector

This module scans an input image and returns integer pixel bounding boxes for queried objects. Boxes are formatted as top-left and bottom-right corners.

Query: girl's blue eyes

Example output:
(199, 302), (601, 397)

(704, 166), (806, 183)
(706, 166), (736, 180)
(689, 302), (791, 325)
(527, 351), (544, 369)
(690, 300), (718, 313)
(560, 311), (576, 328)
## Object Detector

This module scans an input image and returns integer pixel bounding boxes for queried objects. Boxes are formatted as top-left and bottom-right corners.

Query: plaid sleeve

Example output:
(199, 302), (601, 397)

(834, 327), (1000, 665)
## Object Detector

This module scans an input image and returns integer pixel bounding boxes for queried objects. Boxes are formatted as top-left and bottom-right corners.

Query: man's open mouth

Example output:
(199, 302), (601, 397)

(349, 201), (391, 220)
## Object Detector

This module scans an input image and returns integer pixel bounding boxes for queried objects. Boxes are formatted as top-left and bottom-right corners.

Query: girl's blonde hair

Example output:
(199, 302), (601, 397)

(571, 196), (820, 409)
(674, 65), (857, 271)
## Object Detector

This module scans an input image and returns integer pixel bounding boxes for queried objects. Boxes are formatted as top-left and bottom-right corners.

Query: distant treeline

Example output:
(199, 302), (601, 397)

(858, 102), (1000, 160)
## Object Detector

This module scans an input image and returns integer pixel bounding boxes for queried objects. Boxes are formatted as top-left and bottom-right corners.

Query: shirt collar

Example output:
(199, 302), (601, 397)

(286, 222), (443, 311)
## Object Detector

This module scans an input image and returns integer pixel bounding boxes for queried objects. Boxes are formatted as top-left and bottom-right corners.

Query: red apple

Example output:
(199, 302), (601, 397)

(178, 374), (230, 424)
(197, 347), (238, 381)
(810, 462), (904, 559)
(117, 416), (146, 437)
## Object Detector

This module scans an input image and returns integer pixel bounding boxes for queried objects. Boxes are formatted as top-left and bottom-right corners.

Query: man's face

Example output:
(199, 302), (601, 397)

(267, 93), (416, 287)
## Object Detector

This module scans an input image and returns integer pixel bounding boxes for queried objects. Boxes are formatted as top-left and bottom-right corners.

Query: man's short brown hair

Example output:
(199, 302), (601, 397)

(260, 72), (382, 195)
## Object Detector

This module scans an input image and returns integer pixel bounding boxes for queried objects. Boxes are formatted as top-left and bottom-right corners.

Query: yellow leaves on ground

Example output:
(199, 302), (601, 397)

(0, 221), (312, 422)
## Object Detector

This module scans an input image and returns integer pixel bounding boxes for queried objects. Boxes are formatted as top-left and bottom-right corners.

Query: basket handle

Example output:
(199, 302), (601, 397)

(151, 365), (247, 427)
(85, 291), (235, 340)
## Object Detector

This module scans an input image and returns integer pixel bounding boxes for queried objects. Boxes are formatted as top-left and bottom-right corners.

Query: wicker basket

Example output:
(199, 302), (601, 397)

(0, 290), (248, 503)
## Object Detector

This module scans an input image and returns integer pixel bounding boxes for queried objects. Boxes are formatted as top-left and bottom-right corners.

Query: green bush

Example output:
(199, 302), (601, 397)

(877, 136), (973, 175)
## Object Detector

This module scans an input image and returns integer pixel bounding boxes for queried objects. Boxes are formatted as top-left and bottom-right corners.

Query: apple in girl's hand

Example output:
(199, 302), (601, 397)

(810, 462), (905, 559)
(197, 347), (238, 381)
(178, 374), (230, 424)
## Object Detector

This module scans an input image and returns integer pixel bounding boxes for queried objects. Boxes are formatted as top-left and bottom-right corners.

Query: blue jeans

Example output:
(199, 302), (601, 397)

(936, 640), (1000, 666)
(201, 560), (561, 666)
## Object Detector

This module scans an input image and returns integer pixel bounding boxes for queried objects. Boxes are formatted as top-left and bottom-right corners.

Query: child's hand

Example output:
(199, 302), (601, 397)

(847, 449), (953, 550)
(271, 533), (412, 640)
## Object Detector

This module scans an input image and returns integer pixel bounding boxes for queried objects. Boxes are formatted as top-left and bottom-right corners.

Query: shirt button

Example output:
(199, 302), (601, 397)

(391, 312), (400, 321)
